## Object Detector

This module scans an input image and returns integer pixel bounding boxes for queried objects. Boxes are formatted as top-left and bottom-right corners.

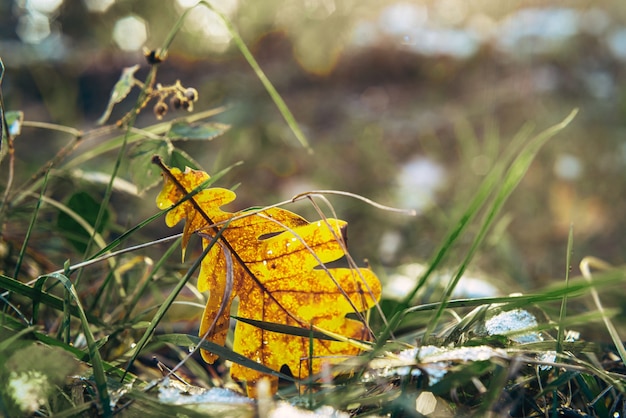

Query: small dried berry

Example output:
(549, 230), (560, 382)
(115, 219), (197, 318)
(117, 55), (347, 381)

(184, 87), (198, 102)
(181, 100), (191, 110)
(170, 96), (182, 109)
(154, 102), (168, 119)
(143, 48), (167, 65)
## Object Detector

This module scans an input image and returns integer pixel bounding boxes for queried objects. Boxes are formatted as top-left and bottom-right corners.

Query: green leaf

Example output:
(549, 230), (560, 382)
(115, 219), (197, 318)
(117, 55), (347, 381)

(57, 191), (111, 253)
(128, 139), (203, 194)
(169, 148), (201, 170)
(97, 64), (140, 125)
(129, 139), (174, 194)
(166, 121), (230, 141)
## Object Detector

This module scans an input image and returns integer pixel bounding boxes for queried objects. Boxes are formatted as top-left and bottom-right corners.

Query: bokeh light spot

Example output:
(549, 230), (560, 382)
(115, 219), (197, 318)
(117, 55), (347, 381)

(113, 15), (148, 51)
(25, 0), (64, 14)
(84, 0), (115, 13)
(16, 11), (51, 44)
(554, 154), (583, 180)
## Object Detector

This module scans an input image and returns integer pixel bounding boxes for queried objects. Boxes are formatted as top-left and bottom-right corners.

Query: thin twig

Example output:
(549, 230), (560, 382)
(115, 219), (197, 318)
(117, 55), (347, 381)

(0, 234), (182, 299)
(292, 190), (417, 216)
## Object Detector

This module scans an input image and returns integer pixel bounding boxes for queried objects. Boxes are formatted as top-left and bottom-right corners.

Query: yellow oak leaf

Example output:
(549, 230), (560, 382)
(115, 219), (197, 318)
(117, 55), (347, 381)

(156, 165), (381, 395)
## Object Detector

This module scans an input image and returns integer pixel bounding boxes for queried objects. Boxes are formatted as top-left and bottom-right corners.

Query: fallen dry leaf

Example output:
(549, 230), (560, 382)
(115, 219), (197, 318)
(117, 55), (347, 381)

(156, 165), (381, 395)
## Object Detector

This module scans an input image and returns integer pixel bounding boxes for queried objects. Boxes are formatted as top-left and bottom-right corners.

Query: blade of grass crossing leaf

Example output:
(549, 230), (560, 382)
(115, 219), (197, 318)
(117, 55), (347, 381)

(162, 241), (235, 382)
(424, 109), (578, 340)
(232, 316), (341, 341)
(308, 323), (314, 396)
(155, 334), (297, 383)
(90, 161), (240, 261)
(122, 227), (224, 381)
(41, 272), (112, 417)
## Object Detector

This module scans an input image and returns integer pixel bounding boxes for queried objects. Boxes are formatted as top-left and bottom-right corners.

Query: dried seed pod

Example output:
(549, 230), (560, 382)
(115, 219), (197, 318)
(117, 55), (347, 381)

(154, 101), (168, 119)
(170, 96), (182, 109)
(184, 87), (198, 102)
(144, 49), (164, 64)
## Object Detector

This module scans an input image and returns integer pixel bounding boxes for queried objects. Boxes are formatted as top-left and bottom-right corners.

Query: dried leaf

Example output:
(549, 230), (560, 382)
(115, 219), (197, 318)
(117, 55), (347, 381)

(156, 165), (381, 395)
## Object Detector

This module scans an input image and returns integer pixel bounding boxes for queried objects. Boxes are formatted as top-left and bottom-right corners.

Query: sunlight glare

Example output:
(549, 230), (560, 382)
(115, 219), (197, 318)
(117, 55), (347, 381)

(113, 15), (148, 51)
(83, 0), (115, 13)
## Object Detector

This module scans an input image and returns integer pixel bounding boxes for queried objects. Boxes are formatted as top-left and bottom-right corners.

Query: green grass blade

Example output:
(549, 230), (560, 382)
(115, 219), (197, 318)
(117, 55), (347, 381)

(39, 272), (112, 417)
(423, 109), (578, 339)
(39, 194), (109, 251)
(0, 273), (100, 324)
(402, 267), (624, 316)
(389, 120), (536, 324)
(556, 221), (574, 396)
(122, 237), (181, 322)
(552, 223), (574, 416)
(0, 326), (36, 352)
(0, 290), (30, 324)
(580, 257), (626, 365)
(13, 170), (50, 279)
(77, 57), (163, 288)
(183, 2), (312, 153)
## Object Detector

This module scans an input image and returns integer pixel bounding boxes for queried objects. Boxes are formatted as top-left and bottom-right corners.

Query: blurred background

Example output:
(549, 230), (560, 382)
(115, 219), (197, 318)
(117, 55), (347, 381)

(2, 0), (626, 297)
